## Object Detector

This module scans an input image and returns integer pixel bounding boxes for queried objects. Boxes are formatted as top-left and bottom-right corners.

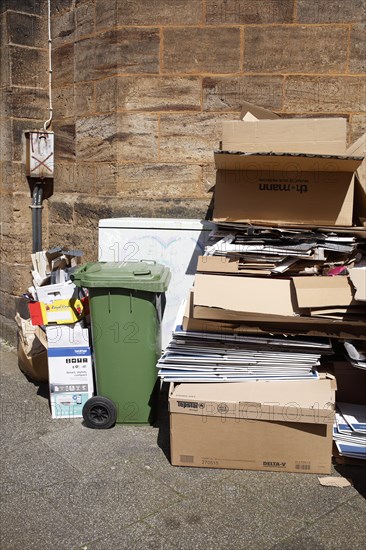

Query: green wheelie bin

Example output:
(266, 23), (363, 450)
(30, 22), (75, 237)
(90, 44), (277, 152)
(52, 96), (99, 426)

(72, 261), (171, 428)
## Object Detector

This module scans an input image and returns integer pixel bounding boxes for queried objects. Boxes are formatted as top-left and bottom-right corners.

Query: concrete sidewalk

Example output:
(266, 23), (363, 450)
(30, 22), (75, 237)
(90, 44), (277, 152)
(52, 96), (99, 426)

(1, 343), (365, 550)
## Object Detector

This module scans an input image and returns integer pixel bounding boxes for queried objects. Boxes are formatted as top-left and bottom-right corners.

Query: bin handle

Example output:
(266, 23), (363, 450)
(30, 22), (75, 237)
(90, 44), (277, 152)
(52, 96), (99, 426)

(140, 259), (156, 265)
(133, 269), (151, 276)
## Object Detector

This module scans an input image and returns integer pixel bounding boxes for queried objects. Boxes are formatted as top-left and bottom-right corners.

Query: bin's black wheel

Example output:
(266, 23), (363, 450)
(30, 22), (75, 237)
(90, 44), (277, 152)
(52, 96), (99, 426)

(82, 396), (117, 429)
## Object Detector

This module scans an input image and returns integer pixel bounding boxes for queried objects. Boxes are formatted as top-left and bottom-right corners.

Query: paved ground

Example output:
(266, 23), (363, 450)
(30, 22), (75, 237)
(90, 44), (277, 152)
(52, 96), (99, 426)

(1, 342), (365, 550)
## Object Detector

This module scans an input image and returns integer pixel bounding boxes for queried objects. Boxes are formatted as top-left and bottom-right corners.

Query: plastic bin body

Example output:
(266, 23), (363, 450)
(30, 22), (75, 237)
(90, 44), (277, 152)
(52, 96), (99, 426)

(72, 262), (170, 424)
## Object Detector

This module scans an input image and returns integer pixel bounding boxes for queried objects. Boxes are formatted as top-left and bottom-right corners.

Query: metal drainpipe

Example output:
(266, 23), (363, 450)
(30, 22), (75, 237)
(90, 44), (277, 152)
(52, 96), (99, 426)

(30, 184), (44, 253)
(36, 185), (44, 252)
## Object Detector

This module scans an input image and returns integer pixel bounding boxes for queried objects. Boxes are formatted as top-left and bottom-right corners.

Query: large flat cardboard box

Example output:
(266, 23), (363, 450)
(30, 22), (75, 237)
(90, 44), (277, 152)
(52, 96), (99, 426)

(213, 152), (363, 226)
(222, 118), (347, 155)
(169, 380), (334, 474)
(193, 273), (356, 318)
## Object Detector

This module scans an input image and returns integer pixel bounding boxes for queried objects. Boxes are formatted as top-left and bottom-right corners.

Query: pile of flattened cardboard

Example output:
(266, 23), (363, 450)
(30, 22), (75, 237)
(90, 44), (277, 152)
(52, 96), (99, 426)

(166, 103), (366, 473)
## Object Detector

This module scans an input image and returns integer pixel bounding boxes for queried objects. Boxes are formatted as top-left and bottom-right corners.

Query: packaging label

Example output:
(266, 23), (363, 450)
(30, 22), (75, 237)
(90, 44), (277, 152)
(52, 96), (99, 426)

(47, 346), (94, 419)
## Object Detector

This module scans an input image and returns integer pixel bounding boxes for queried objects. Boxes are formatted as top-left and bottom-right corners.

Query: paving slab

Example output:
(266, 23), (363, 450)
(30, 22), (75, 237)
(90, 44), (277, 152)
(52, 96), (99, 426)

(145, 479), (308, 550)
(0, 491), (85, 550)
(40, 422), (161, 474)
(40, 458), (183, 542)
(226, 468), (359, 523)
(1, 437), (80, 492)
(1, 343), (365, 550)
(0, 345), (78, 449)
(76, 521), (169, 550)
(270, 494), (366, 550)
(129, 445), (231, 498)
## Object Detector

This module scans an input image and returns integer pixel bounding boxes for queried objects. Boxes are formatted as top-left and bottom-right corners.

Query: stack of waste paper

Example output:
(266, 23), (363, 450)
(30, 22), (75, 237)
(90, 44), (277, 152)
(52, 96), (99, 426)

(163, 102), (366, 474)
(333, 403), (366, 461)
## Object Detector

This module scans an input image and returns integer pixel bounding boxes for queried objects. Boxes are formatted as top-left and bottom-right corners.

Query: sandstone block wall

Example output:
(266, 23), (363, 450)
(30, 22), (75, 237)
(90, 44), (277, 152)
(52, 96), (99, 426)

(1, 0), (365, 339)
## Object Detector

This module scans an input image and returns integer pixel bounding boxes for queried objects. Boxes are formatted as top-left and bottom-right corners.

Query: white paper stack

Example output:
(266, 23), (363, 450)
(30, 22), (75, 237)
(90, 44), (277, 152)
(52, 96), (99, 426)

(333, 403), (366, 460)
(157, 307), (332, 383)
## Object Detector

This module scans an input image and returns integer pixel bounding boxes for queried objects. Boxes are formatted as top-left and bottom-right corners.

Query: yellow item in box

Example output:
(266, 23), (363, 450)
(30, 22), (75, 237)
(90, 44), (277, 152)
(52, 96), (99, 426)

(42, 299), (84, 325)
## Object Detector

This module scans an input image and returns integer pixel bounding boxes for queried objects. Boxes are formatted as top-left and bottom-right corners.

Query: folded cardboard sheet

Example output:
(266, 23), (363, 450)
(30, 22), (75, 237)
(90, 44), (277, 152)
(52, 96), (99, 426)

(222, 118), (347, 155)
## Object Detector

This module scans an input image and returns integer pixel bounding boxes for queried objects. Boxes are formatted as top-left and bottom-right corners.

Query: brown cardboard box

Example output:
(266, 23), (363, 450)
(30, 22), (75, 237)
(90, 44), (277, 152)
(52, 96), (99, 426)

(347, 133), (366, 226)
(222, 118), (347, 155)
(213, 152), (362, 227)
(349, 267), (366, 302)
(169, 380), (335, 474)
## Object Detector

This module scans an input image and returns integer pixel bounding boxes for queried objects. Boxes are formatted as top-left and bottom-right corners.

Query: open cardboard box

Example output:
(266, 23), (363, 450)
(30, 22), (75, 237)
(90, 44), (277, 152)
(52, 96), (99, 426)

(169, 379), (335, 474)
(347, 133), (366, 226)
(213, 152), (363, 227)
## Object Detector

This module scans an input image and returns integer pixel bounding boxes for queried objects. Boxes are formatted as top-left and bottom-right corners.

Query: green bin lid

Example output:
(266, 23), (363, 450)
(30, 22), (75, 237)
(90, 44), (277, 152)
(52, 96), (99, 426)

(71, 261), (171, 292)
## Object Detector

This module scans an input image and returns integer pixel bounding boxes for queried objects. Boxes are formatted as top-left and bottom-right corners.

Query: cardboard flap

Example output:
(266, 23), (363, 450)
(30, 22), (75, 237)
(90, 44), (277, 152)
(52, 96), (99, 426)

(222, 118), (347, 155)
(239, 101), (279, 121)
(194, 273), (299, 317)
(214, 151), (363, 173)
(293, 276), (355, 308)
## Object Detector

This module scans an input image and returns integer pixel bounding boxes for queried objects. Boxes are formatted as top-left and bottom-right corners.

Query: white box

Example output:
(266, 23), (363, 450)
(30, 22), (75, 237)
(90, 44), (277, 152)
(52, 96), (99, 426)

(36, 281), (77, 304)
(47, 345), (94, 419)
(46, 323), (89, 349)
(98, 218), (213, 349)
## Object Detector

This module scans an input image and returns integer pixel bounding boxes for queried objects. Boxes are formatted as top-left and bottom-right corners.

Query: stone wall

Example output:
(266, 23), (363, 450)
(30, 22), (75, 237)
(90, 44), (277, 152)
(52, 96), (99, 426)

(0, 0), (49, 341)
(1, 0), (365, 340)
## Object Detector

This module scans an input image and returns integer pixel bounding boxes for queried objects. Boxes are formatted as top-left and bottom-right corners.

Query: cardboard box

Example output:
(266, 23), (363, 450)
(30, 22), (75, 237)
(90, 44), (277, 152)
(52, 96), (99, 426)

(47, 326), (94, 418)
(193, 273), (356, 319)
(222, 118), (347, 155)
(213, 152), (362, 227)
(194, 273), (299, 317)
(29, 298), (84, 326)
(293, 276), (355, 308)
(169, 380), (334, 474)
(35, 281), (77, 304)
(349, 267), (366, 302)
(46, 322), (89, 349)
(347, 133), (366, 225)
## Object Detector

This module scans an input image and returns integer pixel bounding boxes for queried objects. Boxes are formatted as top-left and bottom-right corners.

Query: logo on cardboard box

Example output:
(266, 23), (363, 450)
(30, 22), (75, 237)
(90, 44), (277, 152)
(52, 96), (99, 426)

(263, 461), (287, 468)
(177, 401), (205, 409)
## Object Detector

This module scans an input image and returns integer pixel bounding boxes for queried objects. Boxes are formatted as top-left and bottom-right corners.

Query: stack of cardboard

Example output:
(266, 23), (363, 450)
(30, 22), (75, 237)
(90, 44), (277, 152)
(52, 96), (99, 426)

(167, 104), (366, 473)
